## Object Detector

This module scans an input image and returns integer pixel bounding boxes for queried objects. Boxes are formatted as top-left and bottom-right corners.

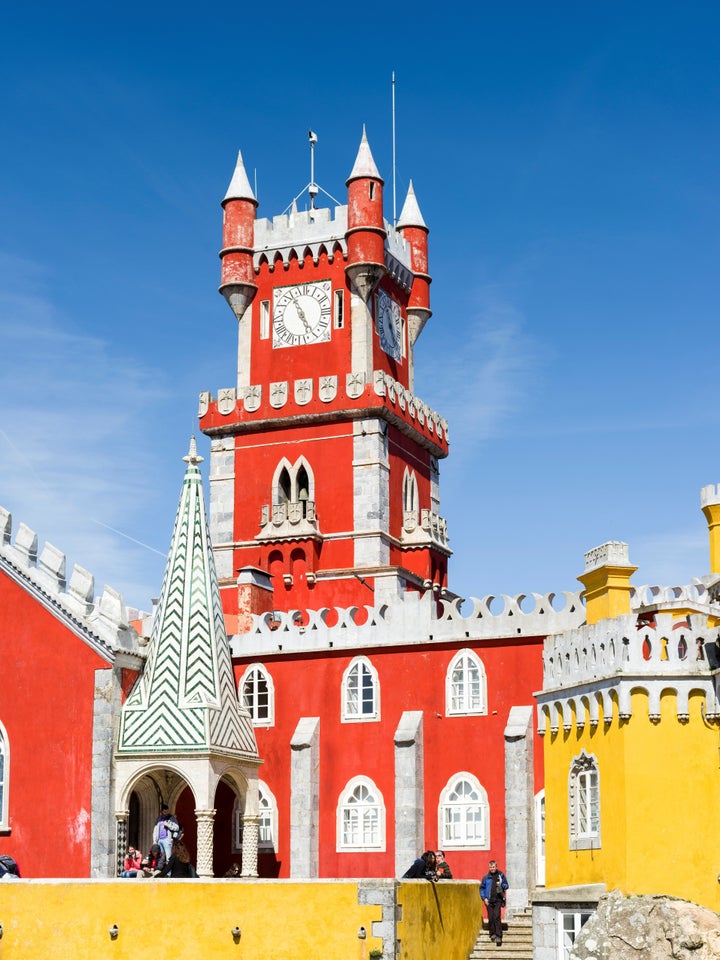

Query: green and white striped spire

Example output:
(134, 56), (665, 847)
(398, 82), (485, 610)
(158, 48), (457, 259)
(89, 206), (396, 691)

(118, 438), (258, 758)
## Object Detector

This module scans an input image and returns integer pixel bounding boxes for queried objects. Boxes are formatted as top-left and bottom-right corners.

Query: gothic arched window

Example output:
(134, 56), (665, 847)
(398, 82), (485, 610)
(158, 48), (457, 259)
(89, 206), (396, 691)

(569, 751), (600, 850)
(239, 663), (274, 727)
(438, 772), (489, 849)
(342, 656), (380, 722)
(337, 776), (385, 851)
(445, 649), (487, 716)
(0, 721), (7, 829)
(233, 780), (278, 853)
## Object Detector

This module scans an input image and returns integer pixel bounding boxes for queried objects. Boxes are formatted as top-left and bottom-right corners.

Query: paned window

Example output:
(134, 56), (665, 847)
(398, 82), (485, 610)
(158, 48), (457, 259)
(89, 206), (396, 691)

(446, 649), (487, 716)
(342, 657), (379, 722)
(568, 752), (600, 850)
(239, 664), (274, 726)
(558, 910), (593, 960)
(337, 776), (385, 851)
(233, 781), (278, 852)
(438, 773), (489, 849)
(0, 722), (7, 829)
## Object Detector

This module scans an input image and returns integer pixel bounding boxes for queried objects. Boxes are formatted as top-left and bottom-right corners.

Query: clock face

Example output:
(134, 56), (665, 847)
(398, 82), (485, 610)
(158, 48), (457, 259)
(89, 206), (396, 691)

(376, 290), (402, 362)
(273, 281), (332, 348)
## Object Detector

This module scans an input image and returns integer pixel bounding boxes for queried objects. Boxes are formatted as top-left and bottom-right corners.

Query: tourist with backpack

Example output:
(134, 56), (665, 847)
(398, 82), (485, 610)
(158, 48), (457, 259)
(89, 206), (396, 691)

(153, 804), (182, 862)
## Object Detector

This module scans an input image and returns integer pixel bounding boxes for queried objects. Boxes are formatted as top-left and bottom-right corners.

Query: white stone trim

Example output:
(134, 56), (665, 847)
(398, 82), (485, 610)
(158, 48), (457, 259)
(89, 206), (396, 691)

(238, 663), (275, 727)
(437, 771), (489, 850)
(445, 648), (488, 716)
(336, 775), (386, 852)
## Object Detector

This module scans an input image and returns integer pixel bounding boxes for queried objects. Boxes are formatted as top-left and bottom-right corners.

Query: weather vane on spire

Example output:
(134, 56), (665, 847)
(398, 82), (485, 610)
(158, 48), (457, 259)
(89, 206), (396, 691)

(282, 130), (340, 217)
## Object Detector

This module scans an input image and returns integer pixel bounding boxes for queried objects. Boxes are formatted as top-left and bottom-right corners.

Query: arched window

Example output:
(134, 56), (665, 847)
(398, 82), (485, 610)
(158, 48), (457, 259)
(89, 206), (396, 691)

(239, 664), (274, 727)
(337, 776), (385, 851)
(438, 772), (489, 849)
(0, 721), (7, 829)
(341, 656), (380, 722)
(233, 780), (278, 852)
(403, 468), (418, 514)
(445, 649), (487, 716)
(568, 751), (600, 850)
(278, 467), (292, 505)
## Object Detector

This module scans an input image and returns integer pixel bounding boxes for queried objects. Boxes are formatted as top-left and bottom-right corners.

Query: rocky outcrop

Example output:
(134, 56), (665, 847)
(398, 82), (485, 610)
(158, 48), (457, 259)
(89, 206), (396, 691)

(571, 891), (720, 960)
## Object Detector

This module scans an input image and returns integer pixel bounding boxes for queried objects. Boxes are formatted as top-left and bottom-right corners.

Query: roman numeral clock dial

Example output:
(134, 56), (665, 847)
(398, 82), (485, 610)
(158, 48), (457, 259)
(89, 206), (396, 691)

(272, 281), (332, 347)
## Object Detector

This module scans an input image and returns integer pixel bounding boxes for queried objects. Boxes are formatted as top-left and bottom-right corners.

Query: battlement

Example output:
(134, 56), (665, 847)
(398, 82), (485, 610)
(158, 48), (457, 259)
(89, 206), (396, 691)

(228, 588), (585, 658)
(583, 540), (630, 571)
(631, 579), (716, 613)
(0, 505), (144, 662)
(253, 205), (348, 269)
(700, 483), (720, 508)
(537, 611), (720, 732)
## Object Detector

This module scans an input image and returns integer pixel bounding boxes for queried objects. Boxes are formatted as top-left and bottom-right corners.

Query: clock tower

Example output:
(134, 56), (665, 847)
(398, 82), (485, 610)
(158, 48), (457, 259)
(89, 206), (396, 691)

(200, 130), (450, 625)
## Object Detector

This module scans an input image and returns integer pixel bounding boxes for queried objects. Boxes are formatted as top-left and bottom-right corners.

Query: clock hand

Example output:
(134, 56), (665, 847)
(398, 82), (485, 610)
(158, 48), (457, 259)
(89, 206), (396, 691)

(295, 302), (312, 334)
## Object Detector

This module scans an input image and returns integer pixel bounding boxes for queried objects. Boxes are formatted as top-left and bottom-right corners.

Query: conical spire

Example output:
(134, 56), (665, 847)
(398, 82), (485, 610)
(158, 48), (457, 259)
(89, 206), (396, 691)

(347, 125), (383, 183)
(397, 180), (427, 230)
(117, 438), (258, 759)
(223, 149), (256, 204)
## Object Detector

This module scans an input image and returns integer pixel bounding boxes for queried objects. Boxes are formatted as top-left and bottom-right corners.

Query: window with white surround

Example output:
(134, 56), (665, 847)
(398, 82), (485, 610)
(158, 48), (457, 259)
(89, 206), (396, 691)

(438, 772), (489, 849)
(239, 664), (274, 726)
(260, 300), (270, 339)
(0, 721), (7, 829)
(535, 790), (546, 886)
(334, 289), (344, 328)
(342, 656), (380, 722)
(337, 776), (385, 851)
(233, 780), (278, 852)
(445, 649), (487, 716)
(568, 751), (600, 850)
(558, 910), (593, 960)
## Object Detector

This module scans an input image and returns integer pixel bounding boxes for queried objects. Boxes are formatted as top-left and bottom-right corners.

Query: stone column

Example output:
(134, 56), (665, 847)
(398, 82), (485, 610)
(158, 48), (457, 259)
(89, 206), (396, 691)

(241, 813), (260, 877)
(114, 813), (128, 878)
(195, 808), (216, 878)
(394, 711), (424, 878)
(504, 706), (535, 914)
(290, 716), (320, 878)
(92, 666), (121, 877)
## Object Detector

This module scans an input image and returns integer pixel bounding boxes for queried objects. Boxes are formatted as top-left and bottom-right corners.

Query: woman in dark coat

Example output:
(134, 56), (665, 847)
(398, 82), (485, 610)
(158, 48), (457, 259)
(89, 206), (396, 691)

(156, 839), (196, 878)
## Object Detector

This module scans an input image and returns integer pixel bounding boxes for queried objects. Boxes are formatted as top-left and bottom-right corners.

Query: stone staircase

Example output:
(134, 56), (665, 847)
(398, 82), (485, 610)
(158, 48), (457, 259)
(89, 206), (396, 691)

(469, 908), (533, 960)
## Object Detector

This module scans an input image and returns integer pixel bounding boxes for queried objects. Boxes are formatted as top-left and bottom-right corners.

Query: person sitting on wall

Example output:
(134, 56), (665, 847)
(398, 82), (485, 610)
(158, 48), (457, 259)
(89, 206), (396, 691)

(0, 854), (21, 880)
(435, 850), (453, 879)
(121, 846), (143, 877)
(138, 844), (166, 878)
(402, 850), (437, 881)
(156, 839), (197, 878)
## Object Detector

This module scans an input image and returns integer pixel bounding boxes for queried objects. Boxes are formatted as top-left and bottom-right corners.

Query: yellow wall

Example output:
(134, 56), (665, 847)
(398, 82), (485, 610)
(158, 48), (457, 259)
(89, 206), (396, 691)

(0, 878), (484, 960)
(544, 689), (720, 911)
(398, 880), (484, 960)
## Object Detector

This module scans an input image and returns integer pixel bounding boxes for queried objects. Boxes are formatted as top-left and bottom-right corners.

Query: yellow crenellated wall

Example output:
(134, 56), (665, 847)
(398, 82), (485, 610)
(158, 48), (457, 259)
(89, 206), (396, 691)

(397, 880), (484, 960)
(0, 878), (484, 960)
(544, 688), (720, 911)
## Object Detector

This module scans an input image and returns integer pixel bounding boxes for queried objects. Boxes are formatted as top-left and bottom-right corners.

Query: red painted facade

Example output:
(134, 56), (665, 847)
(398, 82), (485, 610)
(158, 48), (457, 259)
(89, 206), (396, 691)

(0, 574), (108, 877)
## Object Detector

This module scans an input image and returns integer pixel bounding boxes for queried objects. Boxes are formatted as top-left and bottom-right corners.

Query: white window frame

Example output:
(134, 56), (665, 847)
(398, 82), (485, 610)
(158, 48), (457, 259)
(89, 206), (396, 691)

(336, 776), (386, 851)
(341, 656), (380, 722)
(260, 300), (270, 339)
(232, 780), (278, 853)
(535, 790), (545, 886)
(334, 289), (344, 329)
(568, 751), (600, 850)
(0, 720), (8, 830)
(438, 772), (489, 850)
(445, 649), (487, 716)
(557, 909), (593, 960)
(239, 663), (275, 727)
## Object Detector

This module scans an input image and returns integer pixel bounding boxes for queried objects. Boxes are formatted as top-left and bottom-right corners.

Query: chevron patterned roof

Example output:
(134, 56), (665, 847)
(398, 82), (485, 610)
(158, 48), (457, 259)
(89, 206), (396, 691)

(118, 438), (258, 759)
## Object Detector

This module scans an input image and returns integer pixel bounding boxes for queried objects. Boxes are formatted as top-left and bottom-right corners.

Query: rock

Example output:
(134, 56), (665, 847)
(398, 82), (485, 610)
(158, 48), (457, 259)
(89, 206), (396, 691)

(570, 890), (720, 960)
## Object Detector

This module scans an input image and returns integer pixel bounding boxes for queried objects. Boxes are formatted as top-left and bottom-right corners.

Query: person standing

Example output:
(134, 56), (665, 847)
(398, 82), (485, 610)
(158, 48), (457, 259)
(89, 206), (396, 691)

(153, 804), (181, 862)
(402, 850), (437, 880)
(480, 859), (509, 946)
(435, 850), (453, 879)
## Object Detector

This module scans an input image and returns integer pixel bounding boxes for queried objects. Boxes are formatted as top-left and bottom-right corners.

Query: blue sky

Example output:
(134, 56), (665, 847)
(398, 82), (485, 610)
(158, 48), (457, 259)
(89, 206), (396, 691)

(1, 2), (718, 611)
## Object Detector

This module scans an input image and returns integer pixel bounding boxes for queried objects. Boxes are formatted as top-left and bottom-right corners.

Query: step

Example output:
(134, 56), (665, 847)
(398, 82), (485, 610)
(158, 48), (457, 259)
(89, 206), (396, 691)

(469, 919), (533, 960)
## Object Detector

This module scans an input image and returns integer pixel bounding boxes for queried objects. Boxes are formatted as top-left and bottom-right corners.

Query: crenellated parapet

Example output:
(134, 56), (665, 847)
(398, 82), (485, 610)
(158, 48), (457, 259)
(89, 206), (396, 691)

(251, 206), (413, 289)
(537, 612), (720, 733)
(0, 505), (144, 663)
(631, 579), (717, 614)
(229, 587), (585, 658)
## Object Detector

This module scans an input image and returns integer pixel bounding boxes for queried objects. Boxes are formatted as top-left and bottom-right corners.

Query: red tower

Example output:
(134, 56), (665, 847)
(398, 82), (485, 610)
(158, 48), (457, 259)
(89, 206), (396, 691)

(199, 132), (450, 626)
